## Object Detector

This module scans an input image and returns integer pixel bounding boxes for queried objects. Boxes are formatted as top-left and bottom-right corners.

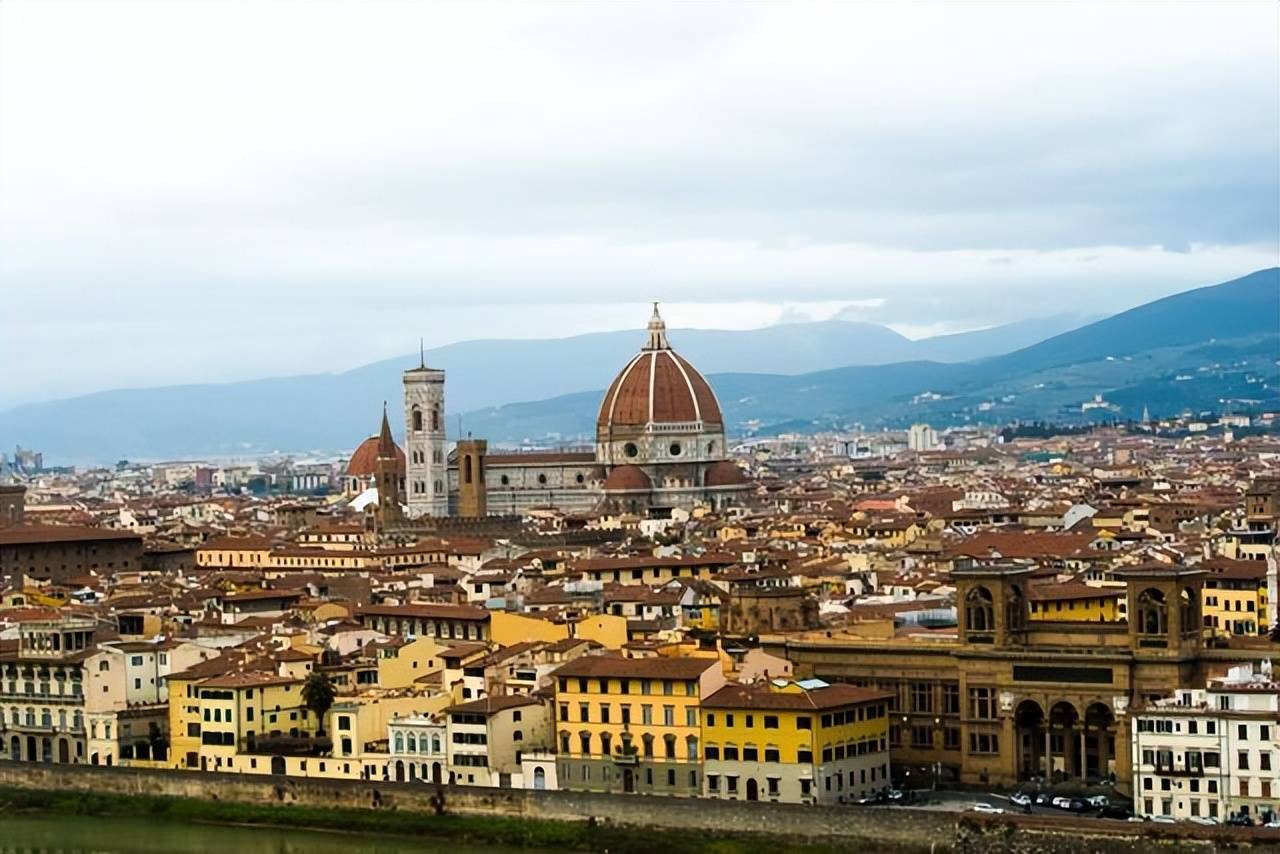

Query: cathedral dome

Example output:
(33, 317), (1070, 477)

(346, 435), (406, 477)
(704, 460), (749, 488)
(602, 465), (652, 492)
(596, 305), (723, 432)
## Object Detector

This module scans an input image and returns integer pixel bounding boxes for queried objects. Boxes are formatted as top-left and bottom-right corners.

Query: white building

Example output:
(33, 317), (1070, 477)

(1131, 663), (1279, 823)
(403, 359), (449, 518)
(907, 423), (938, 452)
(387, 712), (447, 784)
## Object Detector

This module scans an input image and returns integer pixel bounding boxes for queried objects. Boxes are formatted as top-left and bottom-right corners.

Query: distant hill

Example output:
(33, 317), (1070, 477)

(460, 269), (1280, 442)
(0, 311), (1089, 464)
(977, 267), (1280, 376)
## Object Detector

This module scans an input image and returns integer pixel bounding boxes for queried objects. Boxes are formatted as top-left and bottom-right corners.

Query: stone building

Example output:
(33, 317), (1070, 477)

(0, 525), (144, 587)
(762, 562), (1272, 794)
(0, 483), (24, 528)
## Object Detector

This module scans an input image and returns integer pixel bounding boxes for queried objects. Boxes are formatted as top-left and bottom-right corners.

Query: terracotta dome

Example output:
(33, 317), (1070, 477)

(704, 460), (749, 488)
(597, 306), (723, 431)
(346, 435), (406, 477)
(602, 465), (652, 492)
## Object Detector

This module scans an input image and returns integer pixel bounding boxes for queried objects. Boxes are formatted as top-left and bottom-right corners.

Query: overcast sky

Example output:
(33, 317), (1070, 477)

(2, 1), (1277, 408)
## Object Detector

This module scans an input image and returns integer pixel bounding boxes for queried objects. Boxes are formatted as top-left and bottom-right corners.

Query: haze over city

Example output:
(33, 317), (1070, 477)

(4, 3), (1280, 852)
(1, 1), (1277, 407)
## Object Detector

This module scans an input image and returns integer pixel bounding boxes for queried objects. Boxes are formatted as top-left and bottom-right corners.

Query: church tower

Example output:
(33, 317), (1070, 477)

(403, 349), (448, 518)
(373, 404), (404, 529)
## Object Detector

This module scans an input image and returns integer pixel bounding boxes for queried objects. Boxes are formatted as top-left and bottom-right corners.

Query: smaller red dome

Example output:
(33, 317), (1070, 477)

(705, 460), (748, 488)
(346, 435), (406, 478)
(602, 465), (652, 492)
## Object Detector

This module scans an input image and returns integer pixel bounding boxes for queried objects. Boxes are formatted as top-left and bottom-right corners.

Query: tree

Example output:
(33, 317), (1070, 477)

(301, 672), (337, 735)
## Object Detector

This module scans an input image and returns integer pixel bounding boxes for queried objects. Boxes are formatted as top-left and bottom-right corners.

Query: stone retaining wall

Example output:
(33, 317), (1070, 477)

(0, 761), (954, 848)
(0, 762), (1271, 853)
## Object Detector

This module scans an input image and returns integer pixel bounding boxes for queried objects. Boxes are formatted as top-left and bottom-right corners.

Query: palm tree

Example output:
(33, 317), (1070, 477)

(301, 672), (337, 736)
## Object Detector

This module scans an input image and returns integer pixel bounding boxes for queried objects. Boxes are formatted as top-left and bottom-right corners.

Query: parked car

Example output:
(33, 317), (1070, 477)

(886, 789), (905, 802)
(1034, 793), (1053, 806)
(1098, 805), (1133, 820)
(1150, 815), (1176, 824)
(1263, 818), (1280, 829)
(1051, 796), (1074, 810)
(971, 803), (1005, 815)
(1086, 795), (1109, 808)
(1010, 793), (1032, 808)
(1226, 814), (1254, 827)
(1189, 817), (1219, 826)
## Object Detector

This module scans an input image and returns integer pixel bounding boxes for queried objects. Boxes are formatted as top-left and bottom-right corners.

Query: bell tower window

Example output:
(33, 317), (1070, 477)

(964, 586), (995, 641)
(1137, 589), (1167, 636)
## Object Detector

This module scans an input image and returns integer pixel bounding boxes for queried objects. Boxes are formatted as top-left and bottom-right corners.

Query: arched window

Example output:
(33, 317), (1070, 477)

(431, 405), (440, 432)
(1005, 584), (1027, 633)
(579, 732), (592, 755)
(412, 408), (423, 432)
(599, 731), (611, 755)
(393, 732), (404, 753)
(663, 733), (676, 758)
(513, 729), (524, 743)
(1180, 588), (1198, 635)
(464, 457), (473, 485)
(686, 735), (699, 760)
(559, 731), (571, 754)
(965, 586), (995, 633)
(1137, 588), (1167, 635)
(431, 734), (441, 754)
(407, 733), (417, 753)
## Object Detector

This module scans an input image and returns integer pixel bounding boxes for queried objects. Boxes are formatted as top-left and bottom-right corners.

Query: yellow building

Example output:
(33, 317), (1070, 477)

(194, 535), (272, 568)
(552, 654), (725, 796)
(192, 672), (318, 772)
(1028, 582), (1123, 622)
(1202, 558), (1269, 636)
(573, 554), (736, 586)
(701, 679), (892, 804)
(168, 661), (320, 773)
(373, 636), (447, 690)
(489, 611), (629, 651)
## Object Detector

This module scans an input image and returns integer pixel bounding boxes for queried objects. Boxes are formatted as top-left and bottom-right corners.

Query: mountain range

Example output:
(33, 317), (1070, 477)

(2, 269), (1275, 464)
(458, 268), (1280, 442)
(0, 312), (1088, 464)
